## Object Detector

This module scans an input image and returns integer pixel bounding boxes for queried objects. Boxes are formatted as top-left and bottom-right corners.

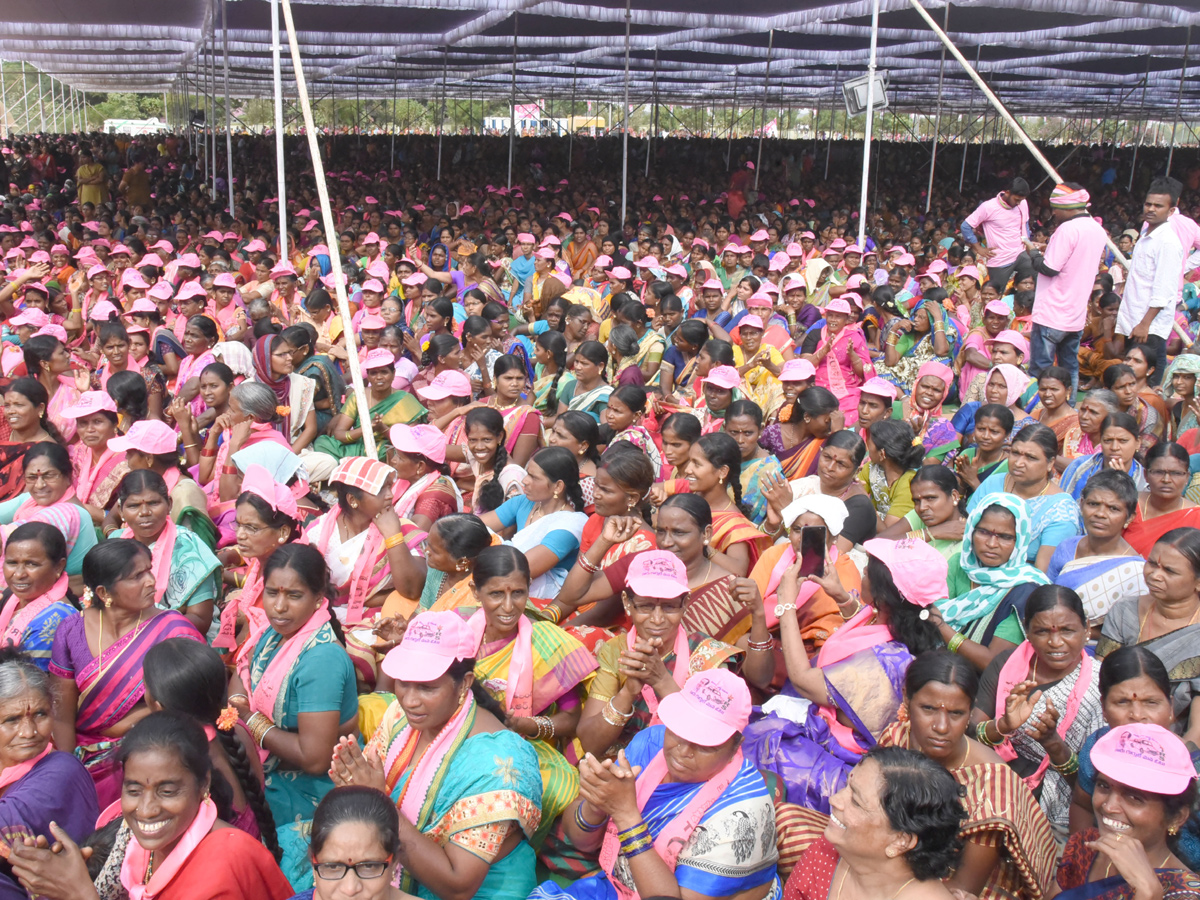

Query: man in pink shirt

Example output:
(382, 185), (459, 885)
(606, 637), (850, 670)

(961, 177), (1030, 289)
(1024, 182), (1108, 396)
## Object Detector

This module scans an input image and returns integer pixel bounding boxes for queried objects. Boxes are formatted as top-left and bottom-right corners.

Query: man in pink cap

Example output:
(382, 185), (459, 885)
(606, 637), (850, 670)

(857, 376), (898, 436)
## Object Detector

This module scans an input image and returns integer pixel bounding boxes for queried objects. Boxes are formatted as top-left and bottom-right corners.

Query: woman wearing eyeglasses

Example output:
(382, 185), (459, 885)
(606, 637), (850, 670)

(1122, 442), (1200, 558)
(291, 786), (419, 900)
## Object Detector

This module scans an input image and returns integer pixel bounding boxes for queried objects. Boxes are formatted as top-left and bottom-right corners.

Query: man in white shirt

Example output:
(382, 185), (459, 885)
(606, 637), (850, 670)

(1117, 176), (1187, 386)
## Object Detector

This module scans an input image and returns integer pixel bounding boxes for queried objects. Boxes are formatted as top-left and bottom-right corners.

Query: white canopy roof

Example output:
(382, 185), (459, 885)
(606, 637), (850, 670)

(4, 0), (1200, 117)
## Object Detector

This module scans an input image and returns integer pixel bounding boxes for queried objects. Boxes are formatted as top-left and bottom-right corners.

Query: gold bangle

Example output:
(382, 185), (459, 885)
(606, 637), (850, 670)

(383, 531), (407, 550)
(183, 442), (198, 449)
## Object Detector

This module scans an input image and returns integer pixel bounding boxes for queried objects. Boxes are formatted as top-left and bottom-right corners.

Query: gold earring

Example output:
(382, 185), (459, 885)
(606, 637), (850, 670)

(103, 595), (113, 610)
(554, 489), (561, 499)
(1170, 825), (1180, 836)
(885, 849), (896, 859)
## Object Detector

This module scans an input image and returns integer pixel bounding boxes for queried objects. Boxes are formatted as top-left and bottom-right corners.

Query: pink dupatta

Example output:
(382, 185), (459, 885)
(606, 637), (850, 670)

(467, 610), (533, 717)
(212, 559), (267, 658)
(992, 641), (1093, 790)
(71, 444), (126, 506)
(627, 627), (691, 719)
(0, 572), (69, 646)
(146, 517), (179, 606)
(120, 797), (218, 900)
(237, 602), (331, 762)
(313, 511), (384, 625)
(598, 748), (744, 900)
(0, 745), (52, 792)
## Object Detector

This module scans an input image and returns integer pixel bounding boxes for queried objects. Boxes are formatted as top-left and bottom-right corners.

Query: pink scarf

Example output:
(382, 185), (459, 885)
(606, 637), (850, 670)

(120, 797), (218, 900)
(162, 468), (182, 495)
(314, 511), (383, 625)
(146, 518), (179, 607)
(98, 355), (143, 391)
(0, 572), (69, 645)
(74, 446), (124, 505)
(820, 326), (852, 396)
(467, 610), (534, 718)
(237, 602), (331, 762)
(598, 747), (744, 900)
(993, 641), (1093, 790)
(762, 546), (836, 629)
(627, 627), (690, 719)
(212, 559), (267, 657)
(0, 744), (52, 792)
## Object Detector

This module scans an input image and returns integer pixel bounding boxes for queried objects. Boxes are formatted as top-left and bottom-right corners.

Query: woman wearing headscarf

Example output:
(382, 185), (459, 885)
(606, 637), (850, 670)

(903, 360), (958, 459)
(251, 333), (318, 453)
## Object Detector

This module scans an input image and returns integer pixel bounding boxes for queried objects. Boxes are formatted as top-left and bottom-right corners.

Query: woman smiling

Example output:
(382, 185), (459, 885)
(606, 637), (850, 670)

(62, 391), (129, 525)
(9, 712), (292, 900)
(0, 523), (77, 669)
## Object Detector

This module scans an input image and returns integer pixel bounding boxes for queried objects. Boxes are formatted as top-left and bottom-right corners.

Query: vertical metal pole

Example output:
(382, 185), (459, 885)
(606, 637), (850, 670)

(271, 0), (288, 259)
(1130, 54), (1152, 191)
(976, 108), (986, 181)
(959, 46), (980, 192)
(646, 46), (658, 178)
(727, 72), (738, 170)
(38, 70), (45, 133)
(222, 0), (234, 214)
(0, 60), (8, 139)
(507, 14), (518, 190)
(925, 3), (949, 212)
(436, 46), (448, 180)
(390, 73), (398, 169)
(567, 63), (578, 170)
(857, 0), (880, 247)
(825, 64), (839, 180)
(620, 0), (631, 228)
(754, 28), (774, 190)
(1168, 27), (1191, 177)
(19, 63), (29, 134)
(355, 76), (361, 146)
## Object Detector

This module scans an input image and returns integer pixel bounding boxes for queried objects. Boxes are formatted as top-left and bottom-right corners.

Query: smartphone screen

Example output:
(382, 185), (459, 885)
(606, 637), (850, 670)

(797, 525), (827, 578)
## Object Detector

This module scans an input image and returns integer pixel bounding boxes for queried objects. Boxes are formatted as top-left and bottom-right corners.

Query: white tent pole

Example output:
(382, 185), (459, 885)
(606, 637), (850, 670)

(436, 46), (448, 180)
(958, 47), (979, 192)
(271, 0), (288, 260)
(754, 28), (774, 190)
(976, 108), (987, 182)
(2, 63), (12, 139)
(278, 0), (377, 459)
(163, 91), (169, 130)
(210, 31), (217, 201)
(222, 0), (234, 215)
(925, 3), (949, 213)
(909, 0), (1129, 269)
(646, 46), (658, 178)
(1167, 26), (1191, 177)
(856, 0), (880, 248)
(825, 64), (838, 180)
(390, 74), (398, 170)
(727, 72), (738, 170)
(19, 63), (29, 134)
(507, 14), (518, 190)
(355, 76), (361, 147)
(1129, 55), (1152, 191)
(567, 63), (577, 171)
(620, 0), (631, 229)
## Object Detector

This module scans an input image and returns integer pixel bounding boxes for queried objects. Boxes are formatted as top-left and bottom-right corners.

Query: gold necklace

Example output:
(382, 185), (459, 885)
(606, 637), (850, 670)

(1136, 599), (1200, 642)
(835, 863), (916, 900)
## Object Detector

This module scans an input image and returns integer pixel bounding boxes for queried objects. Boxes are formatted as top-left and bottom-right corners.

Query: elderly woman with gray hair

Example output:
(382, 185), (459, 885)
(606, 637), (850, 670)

(1063, 388), (1122, 464)
(608, 324), (647, 387)
(176, 380), (294, 546)
(0, 647), (98, 896)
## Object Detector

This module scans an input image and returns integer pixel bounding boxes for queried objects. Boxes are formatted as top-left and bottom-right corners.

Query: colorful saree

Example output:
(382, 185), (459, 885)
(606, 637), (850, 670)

(812, 325), (870, 423)
(493, 403), (544, 455)
(0, 576), (75, 671)
(113, 523), (221, 621)
(48, 610), (202, 806)
(760, 425), (823, 480)
(530, 725), (779, 900)
(475, 618), (598, 843)
(710, 508), (771, 569)
(296, 353), (346, 434)
(309, 389), (426, 461)
(740, 454), (786, 526)
(69, 443), (129, 510)
(364, 696), (544, 900)
(1123, 503), (1200, 558)
(1097, 598), (1200, 724)
(1049, 535), (1145, 626)
(1054, 829), (1200, 900)
(610, 426), (662, 480)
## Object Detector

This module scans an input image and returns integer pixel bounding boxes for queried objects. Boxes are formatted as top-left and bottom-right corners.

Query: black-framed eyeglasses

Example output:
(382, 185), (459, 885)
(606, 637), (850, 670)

(313, 856), (393, 881)
(1147, 468), (1189, 479)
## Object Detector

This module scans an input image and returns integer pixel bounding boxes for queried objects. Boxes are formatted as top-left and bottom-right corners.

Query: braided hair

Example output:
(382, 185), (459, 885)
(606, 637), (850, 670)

(141, 640), (281, 860)
(536, 330), (569, 414)
(464, 407), (509, 512)
(696, 432), (752, 519)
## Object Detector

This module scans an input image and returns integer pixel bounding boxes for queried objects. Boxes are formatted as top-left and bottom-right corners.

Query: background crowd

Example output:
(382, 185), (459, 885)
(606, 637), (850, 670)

(0, 127), (1193, 900)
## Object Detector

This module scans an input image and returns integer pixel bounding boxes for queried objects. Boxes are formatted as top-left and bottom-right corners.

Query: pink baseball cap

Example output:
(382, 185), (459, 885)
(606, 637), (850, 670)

(1092, 724), (1196, 795)
(926, 259), (949, 274)
(842, 292), (865, 309)
(625, 550), (688, 599)
(534, 247), (556, 260)
(89, 300), (119, 321)
(861, 376), (899, 399)
(176, 282), (208, 301)
(108, 419), (178, 455)
(701, 278), (725, 292)
(984, 299), (1012, 317)
(62, 391), (118, 418)
(238, 464), (300, 519)
(360, 314), (386, 331)
(634, 256), (658, 269)
(212, 273), (239, 289)
(361, 278), (385, 293)
(657, 669), (752, 747)
(919, 272), (942, 287)
(147, 283), (174, 302)
(593, 255), (613, 268)
(390, 424), (447, 465)
(86, 264), (110, 280)
(541, 234), (561, 246)
(958, 264), (981, 283)
(362, 348), (396, 370)
(780, 274), (806, 293)
(705, 365), (741, 390)
(985, 329), (1029, 357)
(418, 370), (472, 401)
(862, 538), (948, 607)
(382, 610), (480, 682)
(768, 255), (789, 272)
(737, 314), (765, 331)
(825, 298), (853, 315)
(244, 239), (268, 253)
(750, 229), (769, 242)
(9, 308), (50, 329)
(270, 263), (298, 279)
(780, 358), (816, 382)
(609, 267), (632, 281)
(176, 253), (202, 268)
(785, 243), (805, 258)
(204, 230), (224, 241)
(301, 221), (319, 233)
(402, 273), (427, 287)
(894, 253), (916, 266)
(665, 264), (688, 279)
(120, 270), (150, 290)
(746, 292), (773, 308)
(516, 232), (535, 244)
(829, 238), (847, 250)
(844, 274), (867, 291)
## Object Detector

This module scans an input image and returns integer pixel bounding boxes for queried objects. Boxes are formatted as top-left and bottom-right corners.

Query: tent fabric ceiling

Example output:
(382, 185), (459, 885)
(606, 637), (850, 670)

(3, 0), (1200, 116)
